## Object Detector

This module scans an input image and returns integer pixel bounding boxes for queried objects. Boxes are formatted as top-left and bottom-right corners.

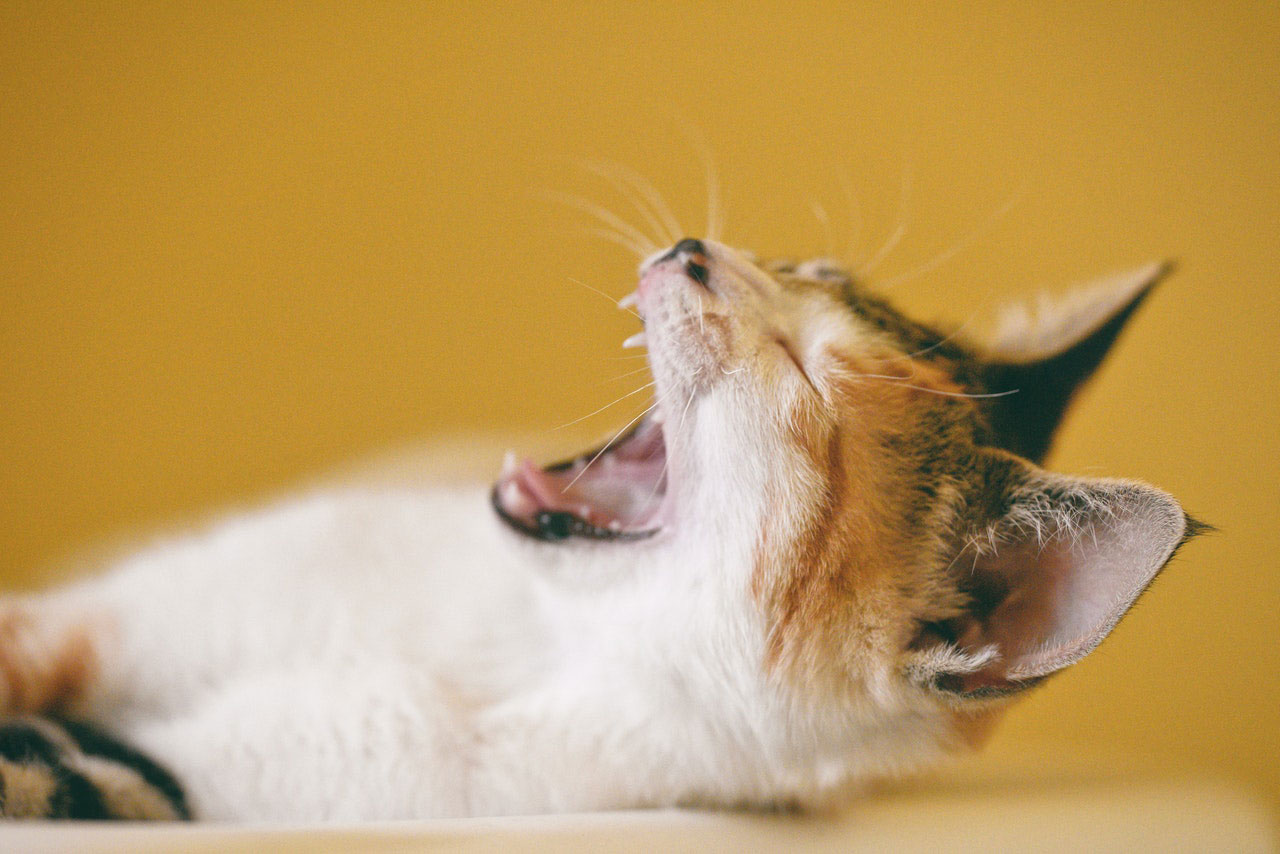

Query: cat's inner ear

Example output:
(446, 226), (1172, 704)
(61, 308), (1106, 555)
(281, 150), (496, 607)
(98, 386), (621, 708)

(916, 456), (1198, 699)
(977, 261), (1174, 462)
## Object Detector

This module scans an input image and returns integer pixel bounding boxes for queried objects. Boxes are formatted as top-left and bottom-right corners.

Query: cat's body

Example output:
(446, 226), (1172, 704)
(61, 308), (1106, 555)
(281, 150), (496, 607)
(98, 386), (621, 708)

(10, 483), (947, 821)
(0, 238), (1200, 821)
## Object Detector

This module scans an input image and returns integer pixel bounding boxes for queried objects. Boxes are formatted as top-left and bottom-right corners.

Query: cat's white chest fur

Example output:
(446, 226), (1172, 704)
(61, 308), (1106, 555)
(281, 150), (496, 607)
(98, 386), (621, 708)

(65, 485), (882, 820)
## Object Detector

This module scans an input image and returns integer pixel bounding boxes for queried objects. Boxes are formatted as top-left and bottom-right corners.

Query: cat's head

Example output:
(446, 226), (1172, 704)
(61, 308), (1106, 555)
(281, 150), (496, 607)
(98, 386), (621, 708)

(494, 237), (1202, 722)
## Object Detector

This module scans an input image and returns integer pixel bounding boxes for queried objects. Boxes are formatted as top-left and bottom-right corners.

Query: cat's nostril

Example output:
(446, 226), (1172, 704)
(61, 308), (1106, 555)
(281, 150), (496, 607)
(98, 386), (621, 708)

(665, 238), (710, 287)
(656, 238), (708, 265)
(672, 238), (706, 257)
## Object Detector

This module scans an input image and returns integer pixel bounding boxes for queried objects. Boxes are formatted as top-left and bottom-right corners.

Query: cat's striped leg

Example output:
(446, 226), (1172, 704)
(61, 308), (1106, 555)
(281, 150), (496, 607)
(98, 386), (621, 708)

(0, 716), (190, 819)
(0, 598), (191, 820)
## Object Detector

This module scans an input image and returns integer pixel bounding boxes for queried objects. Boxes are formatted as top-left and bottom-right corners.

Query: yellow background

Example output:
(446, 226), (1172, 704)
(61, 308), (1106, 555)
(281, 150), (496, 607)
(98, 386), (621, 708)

(2, 0), (1277, 811)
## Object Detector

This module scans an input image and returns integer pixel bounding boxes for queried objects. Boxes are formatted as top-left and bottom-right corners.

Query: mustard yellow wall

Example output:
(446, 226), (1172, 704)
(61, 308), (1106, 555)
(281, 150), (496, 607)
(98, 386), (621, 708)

(2, 0), (1277, 810)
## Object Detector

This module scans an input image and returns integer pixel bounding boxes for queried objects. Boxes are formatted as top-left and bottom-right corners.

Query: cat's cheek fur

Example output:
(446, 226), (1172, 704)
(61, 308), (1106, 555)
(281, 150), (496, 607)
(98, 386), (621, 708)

(748, 354), (967, 697)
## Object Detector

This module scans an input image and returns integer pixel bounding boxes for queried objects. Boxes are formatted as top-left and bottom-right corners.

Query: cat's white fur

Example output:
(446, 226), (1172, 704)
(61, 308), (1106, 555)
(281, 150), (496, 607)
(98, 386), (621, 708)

(32, 480), (948, 820)
(3, 241), (1187, 821)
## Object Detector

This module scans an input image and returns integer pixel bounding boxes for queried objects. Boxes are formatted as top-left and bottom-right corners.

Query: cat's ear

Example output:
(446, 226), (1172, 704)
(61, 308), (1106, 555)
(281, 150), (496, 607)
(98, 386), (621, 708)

(913, 452), (1205, 701)
(977, 261), (1174, 462)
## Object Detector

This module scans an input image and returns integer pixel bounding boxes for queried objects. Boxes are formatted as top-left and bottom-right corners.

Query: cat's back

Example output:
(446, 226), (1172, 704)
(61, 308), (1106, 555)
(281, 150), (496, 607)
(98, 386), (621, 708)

(97, 482), (516, 610)
(76, 483), (542, 716)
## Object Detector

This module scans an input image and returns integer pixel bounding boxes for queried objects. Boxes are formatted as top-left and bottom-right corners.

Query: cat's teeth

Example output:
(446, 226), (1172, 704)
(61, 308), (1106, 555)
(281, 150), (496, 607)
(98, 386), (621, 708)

(501, 451), (517, 477)
(608, 521), (622, 532)
(651, 409), (665, 424)
(578, 505), (593, 519)
(622, 332), (647, 349)
(501, 481), (523, 507)
(618, 293), (638, 310)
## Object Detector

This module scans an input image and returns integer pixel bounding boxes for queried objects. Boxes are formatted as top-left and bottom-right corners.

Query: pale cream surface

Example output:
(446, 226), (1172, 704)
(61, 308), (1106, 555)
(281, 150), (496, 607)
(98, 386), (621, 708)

(3, 771), (1275, 854)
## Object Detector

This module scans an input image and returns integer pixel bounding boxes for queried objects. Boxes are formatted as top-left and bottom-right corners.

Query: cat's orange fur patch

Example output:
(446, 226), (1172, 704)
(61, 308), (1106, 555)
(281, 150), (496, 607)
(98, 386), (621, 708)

(753, 353), (968, 692)
(0, 605), (100, 715)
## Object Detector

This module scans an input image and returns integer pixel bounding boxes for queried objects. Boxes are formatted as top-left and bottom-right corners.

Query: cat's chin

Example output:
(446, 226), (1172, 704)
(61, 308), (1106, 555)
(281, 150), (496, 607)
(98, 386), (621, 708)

(490, 412), (669, 542)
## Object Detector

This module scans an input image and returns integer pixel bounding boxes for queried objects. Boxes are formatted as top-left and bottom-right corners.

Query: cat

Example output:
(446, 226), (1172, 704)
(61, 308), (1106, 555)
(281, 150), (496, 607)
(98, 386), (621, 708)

(0, 236), (1203, 821)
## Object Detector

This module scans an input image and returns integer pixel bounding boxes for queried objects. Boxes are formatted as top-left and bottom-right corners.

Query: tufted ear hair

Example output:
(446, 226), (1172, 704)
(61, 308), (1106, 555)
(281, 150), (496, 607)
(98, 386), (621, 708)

(914, 452), (1206, 701)
(978, 261), (1174, 463)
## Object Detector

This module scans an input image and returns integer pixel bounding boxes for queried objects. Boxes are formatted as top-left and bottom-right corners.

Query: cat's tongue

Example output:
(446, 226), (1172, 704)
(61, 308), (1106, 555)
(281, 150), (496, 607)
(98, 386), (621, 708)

(492, 417), (667, 541)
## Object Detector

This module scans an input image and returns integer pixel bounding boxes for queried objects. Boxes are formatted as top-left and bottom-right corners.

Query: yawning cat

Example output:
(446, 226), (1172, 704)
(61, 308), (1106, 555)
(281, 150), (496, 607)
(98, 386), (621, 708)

(0, 237), (1202, 821)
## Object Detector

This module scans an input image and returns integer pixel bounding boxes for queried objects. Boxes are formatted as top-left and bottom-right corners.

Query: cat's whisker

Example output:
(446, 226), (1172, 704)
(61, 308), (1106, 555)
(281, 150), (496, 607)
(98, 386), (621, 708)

(858, 158), (915, 277)
(549, 192), (659, 256)
(560, 401), (658, 494)
(836, 167), (864, 264)
(586, 168), (674, 248)
(675, 377), (699, 430)
(546, 219), (646, 259)
(870, 315), (978, 363)
(630, 381), (698, 525)
(599, 365), (652, 384)
(884, 382), (1020, 400)
(553, 381), (656, 431)
(854, 371), (916, 382)
(631, 444), (669, 520)
(850, 364), (1018, 399)
(567, 276), (643, 320)
(585, 227), (652, 259)
(674, 123), (722, 242)
(703, 151), (722, 244)
(810, 201), (837, 259)
(584, 161), (682, 247)
(876, 185), (1025, 290)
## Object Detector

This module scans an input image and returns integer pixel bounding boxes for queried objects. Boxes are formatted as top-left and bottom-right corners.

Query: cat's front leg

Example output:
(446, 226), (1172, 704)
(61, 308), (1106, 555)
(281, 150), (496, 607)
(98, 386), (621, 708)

(0, 595), (193, 820)
(0, 596), (113, 717)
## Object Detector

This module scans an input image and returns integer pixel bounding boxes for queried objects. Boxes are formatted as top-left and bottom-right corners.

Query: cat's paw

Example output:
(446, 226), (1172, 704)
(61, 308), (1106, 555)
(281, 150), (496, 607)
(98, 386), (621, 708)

(0, 605), (98, 716)
(0, 717), (189, 820)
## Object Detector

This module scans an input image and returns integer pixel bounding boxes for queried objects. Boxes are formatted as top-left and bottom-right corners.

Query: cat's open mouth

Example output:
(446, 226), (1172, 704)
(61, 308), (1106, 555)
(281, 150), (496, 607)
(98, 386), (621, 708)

(491, 238), (719, 542)
(491, 413), (668, 542)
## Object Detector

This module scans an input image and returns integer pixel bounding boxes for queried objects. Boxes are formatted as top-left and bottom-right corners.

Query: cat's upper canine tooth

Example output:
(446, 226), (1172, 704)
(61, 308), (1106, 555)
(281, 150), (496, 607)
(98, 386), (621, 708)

(622, 332), (647, 349)
(501, 450), (517, 477)
(618, 292), (638, 310)
(651, 408), (665, 424)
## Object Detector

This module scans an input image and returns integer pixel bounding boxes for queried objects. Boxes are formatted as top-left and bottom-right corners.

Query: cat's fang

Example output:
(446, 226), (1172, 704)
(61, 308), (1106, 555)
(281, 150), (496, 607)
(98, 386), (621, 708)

(622, 332), (647, 349)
